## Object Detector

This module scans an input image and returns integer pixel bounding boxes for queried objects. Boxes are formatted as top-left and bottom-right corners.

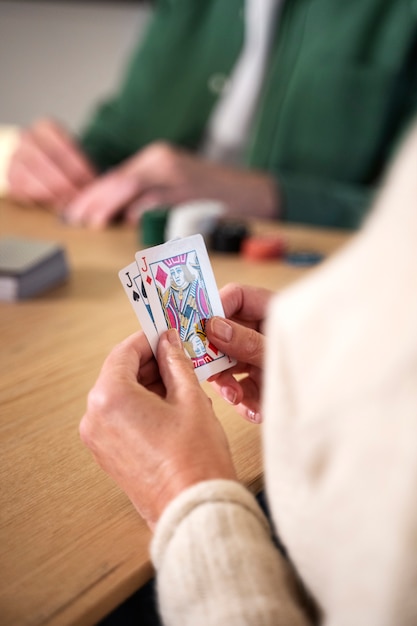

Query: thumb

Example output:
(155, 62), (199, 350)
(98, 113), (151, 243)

(205, 317), (264, 368)
(157, 329), (201, 403)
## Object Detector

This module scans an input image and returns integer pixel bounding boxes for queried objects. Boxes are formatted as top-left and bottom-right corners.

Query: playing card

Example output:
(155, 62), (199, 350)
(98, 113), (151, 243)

(118, 261), (159, 354)
(135, 234), (236, 381)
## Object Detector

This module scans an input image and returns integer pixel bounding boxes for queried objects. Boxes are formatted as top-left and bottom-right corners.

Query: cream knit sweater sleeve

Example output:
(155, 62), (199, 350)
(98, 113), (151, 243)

(262, 122), (417, 625)
(151, 480), (312, 626)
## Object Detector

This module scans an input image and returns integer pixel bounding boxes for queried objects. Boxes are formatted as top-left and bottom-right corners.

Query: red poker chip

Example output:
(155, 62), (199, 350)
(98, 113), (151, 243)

(241, 235), (286, 260)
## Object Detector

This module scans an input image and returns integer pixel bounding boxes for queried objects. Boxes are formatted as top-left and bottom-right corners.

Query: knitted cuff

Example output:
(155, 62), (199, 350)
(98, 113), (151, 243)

(151, 479), (271, 570)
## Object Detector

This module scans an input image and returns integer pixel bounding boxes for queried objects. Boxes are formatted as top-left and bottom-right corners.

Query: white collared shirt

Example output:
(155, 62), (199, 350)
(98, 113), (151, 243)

(201, 0), (283, 164)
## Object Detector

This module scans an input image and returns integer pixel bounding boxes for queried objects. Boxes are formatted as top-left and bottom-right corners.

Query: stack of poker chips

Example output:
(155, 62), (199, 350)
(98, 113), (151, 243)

(139, 204), (324, 266)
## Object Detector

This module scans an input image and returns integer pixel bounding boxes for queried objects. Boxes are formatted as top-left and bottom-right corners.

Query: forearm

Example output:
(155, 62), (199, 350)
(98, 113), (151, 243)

(152, 480), (312, 626)
(276, 171), (375, 230)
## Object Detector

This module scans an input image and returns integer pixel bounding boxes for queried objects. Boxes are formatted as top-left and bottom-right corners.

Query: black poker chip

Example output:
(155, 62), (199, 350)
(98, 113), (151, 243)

(210, 219), (250, 253)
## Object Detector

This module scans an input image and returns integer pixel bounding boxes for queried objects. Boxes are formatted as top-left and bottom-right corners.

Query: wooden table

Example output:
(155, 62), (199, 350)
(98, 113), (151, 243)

(0, 200), (350, 626)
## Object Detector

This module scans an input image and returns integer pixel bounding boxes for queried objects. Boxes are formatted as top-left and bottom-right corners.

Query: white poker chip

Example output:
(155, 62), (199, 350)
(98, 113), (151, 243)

(165, 200), (226, 242)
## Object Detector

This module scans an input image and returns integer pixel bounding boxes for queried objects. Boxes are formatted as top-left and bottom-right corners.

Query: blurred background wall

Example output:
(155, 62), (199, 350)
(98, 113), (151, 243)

(0, 1), (151, 132)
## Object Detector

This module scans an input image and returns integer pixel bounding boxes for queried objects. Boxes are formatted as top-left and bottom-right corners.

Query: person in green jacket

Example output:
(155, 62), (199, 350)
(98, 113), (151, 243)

(6, 0), (417, 229)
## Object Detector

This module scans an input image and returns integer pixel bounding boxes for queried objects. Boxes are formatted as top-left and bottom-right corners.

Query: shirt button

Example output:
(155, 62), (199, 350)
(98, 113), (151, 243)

(208, 73), (229, 95)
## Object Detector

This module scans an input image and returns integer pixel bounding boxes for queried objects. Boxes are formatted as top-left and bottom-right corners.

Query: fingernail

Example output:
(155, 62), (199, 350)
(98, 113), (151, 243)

(211, 318), (233, 342)
(247, 409), (262, 424)
(166, 328), (182, 347)
(222, 386), (237, 405)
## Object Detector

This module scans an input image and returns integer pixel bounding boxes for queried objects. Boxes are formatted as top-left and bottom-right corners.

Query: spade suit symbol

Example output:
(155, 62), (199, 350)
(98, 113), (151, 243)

(133, 291), (140, 302)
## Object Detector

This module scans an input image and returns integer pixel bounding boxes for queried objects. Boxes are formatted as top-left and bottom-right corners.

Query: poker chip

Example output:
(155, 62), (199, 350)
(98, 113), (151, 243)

(284, 250), (324, 266)
(165, 200), (226, 242)
(210, 219), (250, 253)
(241, 234), (286, 261)
(140, 207), (170, 246)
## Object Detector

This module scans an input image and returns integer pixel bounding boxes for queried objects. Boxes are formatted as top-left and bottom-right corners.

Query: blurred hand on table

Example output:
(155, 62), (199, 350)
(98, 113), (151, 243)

(7, 118), (279, 228)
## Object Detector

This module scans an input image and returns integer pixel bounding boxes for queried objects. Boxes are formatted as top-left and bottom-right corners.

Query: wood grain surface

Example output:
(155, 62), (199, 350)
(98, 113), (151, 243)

(0, 200), (350, 625)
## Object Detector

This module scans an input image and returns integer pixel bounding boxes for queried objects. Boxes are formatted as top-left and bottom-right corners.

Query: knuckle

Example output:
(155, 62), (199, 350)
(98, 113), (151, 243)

(223, 282), (241, 297)
(34, 117), (55, 133)
(147, 142), (183, 179)
(78, 416), (92, 446)
(81, 384), (119, 447)
(147, 141), (173, 162)
(86, 384), (115, 415)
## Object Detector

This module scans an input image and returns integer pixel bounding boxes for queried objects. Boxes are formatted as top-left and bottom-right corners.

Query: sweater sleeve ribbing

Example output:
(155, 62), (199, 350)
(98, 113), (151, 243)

(151, 479), (313, 626)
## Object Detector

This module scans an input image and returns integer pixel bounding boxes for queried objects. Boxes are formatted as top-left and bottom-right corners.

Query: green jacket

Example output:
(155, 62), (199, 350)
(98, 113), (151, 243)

(80, 0), (417, 229)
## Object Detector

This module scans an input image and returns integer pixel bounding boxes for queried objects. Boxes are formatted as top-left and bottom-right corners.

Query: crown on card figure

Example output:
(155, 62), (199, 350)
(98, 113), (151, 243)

(164, 253), (188, 268)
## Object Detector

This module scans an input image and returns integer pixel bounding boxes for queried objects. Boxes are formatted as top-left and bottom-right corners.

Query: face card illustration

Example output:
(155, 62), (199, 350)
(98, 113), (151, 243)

(118, 261), (159, 354)
(135, 234), (236, 381)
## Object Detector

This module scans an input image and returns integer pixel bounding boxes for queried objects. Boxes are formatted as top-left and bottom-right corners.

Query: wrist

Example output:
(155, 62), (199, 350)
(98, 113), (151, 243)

(146, 462), (238, 531)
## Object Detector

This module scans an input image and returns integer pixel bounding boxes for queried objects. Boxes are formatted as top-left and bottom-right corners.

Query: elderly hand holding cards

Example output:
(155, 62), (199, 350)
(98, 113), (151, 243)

(79, 328), (238, 530)
(79, 235), (273, 529)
